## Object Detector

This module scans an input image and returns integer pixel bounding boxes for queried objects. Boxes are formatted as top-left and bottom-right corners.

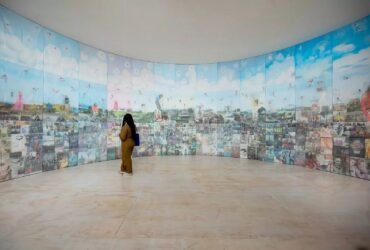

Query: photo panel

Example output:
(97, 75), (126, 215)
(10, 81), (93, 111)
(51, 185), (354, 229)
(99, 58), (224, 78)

(240, 56), (266, 121)
(24, 133), (42, 175)
(43, 28), (79, 79)
(265, 47), (295, 122)
(43, 72), (79, 122)
(217, 60), (241, 116)
(10, 133), (27, 178)
(0, 61), (43, 120)
(78, 81), (107, 121)
(295, 34), (333, 122)
(154, 63), (175, 122)
(131, 59), (156, 124)
(79, 44), (107, 85)
(107, 54), (133, 120)
(0, 132), (11, 182)
(195, 63), (219, 123)
(332, 16), (370, 122)
(0, 6), (44, 70)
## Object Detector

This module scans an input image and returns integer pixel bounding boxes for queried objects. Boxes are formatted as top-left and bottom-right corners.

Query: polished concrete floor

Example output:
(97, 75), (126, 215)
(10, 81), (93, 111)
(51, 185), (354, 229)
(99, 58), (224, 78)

(0, 156), (369, 250)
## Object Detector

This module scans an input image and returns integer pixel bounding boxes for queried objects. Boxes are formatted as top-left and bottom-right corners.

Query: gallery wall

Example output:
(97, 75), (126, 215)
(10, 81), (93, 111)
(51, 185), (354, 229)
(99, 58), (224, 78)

(0, 5), (369, 182)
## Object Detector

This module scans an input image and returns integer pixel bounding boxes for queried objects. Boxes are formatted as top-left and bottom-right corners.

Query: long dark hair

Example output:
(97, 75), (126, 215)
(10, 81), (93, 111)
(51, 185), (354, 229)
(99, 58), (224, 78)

(122, 113), (136, 136)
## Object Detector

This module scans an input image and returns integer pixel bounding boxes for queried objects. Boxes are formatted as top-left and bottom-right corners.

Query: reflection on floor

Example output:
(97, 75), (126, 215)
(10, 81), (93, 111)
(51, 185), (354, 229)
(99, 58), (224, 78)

(0, 156), (369, 250)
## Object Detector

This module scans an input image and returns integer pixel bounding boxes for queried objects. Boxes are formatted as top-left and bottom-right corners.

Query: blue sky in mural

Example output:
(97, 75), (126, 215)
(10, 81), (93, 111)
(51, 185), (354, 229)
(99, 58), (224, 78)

(0, 6), (22, 37)
(173, 64), (196, 109)
(43, 28), (79, 78)
(79, 81), (107, 110)
(240, 56), (265, 81)
(265, 47), (295, 111)
(131, 59), (157, 112)
(155, 63), (175, 86)
(175, 64), (195, 86)
(266, 46), (293, 68)
(132, 89), (158, 112)
(108, 54), (131, 75)
(266, 47), (295, 85)
(22, 20), (44, 52)
(79, 44), (107, 84)
(43, 29), (80, 59)
(132, 59), (153, 77)
(218, 61), (240, 81)
(266, 83), (295, 111)
(240, 56), (265, 113)
(332, 16), (370, 60)
(1, 60), (43, 105)
(332, 15), (370, 105)
(195, 64), (219, 110)
(107, 54), (132, 89)
(0, 61), (5, 103)
(107, 54), (133, 111)
(0, 6), (44, 69)
(154, 63), (177, 109)
(196, 63), (218, 84)
(44, 72), (79, 108)
(295, 34), (332, 109)
(218, 61), (240, 110)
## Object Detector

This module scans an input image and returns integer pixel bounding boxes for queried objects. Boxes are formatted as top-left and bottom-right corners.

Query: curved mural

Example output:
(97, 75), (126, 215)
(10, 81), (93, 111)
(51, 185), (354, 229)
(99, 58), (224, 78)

(0, 5), (369, 182)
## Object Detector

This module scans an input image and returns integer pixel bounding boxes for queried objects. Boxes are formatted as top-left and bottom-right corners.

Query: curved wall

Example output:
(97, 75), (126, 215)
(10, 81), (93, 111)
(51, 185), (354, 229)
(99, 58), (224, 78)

(0, 5), (369, 182)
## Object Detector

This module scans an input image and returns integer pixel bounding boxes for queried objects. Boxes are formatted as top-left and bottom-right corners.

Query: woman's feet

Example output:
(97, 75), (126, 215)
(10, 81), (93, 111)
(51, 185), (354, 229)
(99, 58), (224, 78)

(119, 171), (132, 176)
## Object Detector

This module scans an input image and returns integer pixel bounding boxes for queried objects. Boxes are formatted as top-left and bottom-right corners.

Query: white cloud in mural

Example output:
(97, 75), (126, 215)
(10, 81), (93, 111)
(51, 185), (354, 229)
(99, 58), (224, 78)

(333, 47), (370, 103)
(196, 77), (239, 93)
(132, 68), (155, 88)
(0, 31), (43, 69)
(79, 51), (107, 84)
(333, 43), (355, 53)
(241, 73), (264, 89)
(155, 75), (175, 89)
(108, 67), (131, 86)
(97, 51), (106, 61)
(318, 44), (326, 53)
(275, 53), (284, 61)
(240, 72), (265, 111)
(184, 66), (196, 84)
(167, 85), (197, 109)
(218, 67), (239, 84)
(300, 58), (331, 79)
(195, 65), (240, 95)
(266, 54), (294, 85)
(334, 47), (370, 70)
(44, 44), (78, 78)
(318, 90), (329, 107)
(267, 65), (294, 85)
(107, 63), (134, 110)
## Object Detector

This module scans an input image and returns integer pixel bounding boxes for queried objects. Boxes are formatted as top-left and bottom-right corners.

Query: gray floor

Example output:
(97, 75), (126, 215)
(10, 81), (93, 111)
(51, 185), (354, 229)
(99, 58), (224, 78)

(0, 156), (369, 250)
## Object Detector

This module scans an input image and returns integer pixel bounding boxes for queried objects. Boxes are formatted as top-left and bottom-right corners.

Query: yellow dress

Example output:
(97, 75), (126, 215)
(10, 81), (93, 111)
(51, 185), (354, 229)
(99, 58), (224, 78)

(119, 124), (135, 173)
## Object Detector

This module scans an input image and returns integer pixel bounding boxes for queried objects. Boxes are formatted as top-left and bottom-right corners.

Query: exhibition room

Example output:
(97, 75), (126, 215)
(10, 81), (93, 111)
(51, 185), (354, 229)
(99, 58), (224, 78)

(0, 0), (369, 249)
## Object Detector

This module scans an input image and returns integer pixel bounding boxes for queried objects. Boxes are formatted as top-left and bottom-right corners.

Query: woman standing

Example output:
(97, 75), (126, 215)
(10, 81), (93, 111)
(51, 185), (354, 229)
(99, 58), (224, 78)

(119, 114), (136, 175)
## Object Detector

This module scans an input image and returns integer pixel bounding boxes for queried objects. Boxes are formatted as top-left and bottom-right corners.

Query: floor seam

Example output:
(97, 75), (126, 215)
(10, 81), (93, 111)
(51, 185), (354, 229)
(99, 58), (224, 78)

(114, 195), (138, 237)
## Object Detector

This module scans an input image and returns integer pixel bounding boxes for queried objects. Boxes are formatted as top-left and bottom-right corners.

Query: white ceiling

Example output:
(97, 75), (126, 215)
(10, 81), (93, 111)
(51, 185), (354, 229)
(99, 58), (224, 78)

(1, 0), (370, 64)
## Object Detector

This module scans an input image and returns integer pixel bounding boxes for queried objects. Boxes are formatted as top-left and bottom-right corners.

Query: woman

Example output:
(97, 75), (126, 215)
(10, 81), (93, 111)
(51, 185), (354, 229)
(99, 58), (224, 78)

(119, 113), (136, 175)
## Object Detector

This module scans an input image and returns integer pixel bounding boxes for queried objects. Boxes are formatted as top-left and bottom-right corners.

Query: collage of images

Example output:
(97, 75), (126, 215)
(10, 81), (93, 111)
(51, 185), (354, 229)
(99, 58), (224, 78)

(0, 6), (369, 182)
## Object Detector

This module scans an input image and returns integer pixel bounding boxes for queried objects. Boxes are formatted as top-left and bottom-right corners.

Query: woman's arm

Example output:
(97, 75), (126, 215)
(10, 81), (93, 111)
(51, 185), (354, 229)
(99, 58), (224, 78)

(119, 124), (128, 142)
